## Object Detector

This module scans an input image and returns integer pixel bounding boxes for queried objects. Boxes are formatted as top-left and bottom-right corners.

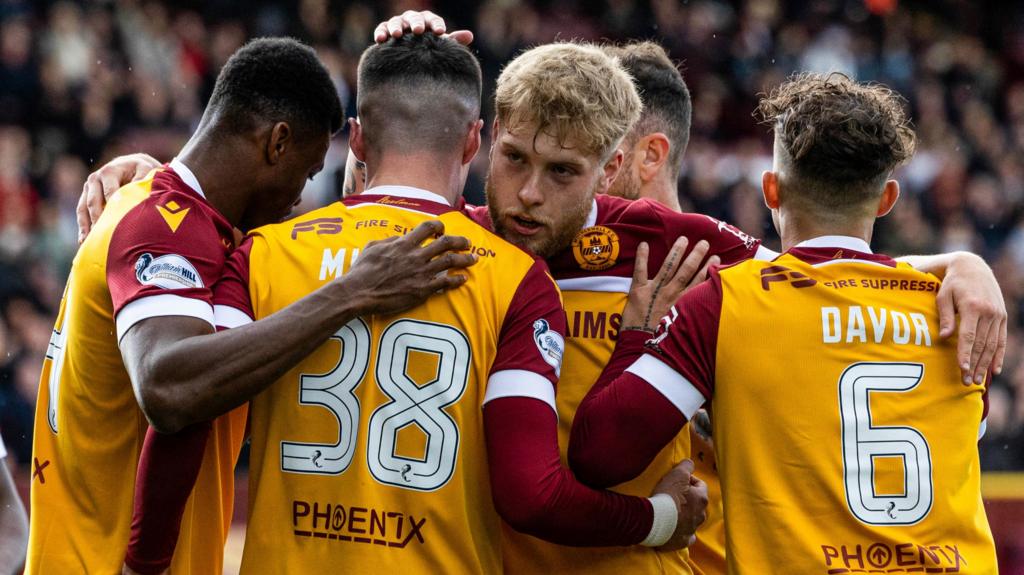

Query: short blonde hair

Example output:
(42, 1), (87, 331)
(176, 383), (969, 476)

(495, 42), (642, 159)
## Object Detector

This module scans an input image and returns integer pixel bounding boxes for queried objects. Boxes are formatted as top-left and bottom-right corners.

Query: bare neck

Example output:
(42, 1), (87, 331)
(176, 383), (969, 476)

(365, 152), (464, 206)
(639, 173), (681, 212)
(778, 206), (874, 251)
(177, 132), (252, 228)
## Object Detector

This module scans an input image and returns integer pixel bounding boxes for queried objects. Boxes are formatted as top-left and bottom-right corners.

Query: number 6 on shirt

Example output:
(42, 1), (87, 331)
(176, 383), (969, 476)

(839, 362), (933, 526)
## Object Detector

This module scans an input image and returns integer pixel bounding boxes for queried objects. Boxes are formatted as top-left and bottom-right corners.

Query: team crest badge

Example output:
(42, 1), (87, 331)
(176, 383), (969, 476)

(572, 225), (620, 271)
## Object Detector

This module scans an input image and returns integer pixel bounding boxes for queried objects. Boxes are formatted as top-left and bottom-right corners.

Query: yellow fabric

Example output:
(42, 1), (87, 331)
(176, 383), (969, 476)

(27, 173), (243, 574)
(502, 289), (694, 575)
(712, 254), (996, 574)
(238, 201), (544, 574)
(687, 426), (726, 575)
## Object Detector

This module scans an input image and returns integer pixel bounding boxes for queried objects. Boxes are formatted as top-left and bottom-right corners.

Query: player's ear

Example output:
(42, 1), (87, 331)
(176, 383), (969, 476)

(349, 118), (367, 162)
(762, 170), (780, 209)
(266, 122), (291, 165)
(598, 148), (625, 193)
(638, 133), (670, 183)
(876, 179), (900, 217)
(462, 119), (484, 165)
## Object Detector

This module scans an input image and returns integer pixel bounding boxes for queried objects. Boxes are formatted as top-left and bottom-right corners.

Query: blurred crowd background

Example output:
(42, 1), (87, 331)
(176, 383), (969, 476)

(0, 0), (1022, 477)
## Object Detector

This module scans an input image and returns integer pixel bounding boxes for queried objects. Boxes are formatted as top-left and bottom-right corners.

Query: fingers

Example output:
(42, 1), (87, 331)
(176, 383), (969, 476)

(992, 317), (1007, 376)
(421, 11), (446, 34)
(689, 255), (720, 289)
(674, 458), (695, 476)
(670, 239), (710, 289)
(970, 316), (996, 385)
(424, 251), (478, 275)
(131, 153), (161, 181)
(428, 271), (470, 293)
(632, 242), (650, 286)
(403, 220), (445, 246)
(420, 233), (471, 260)
(445, 30), (474, 45)
(375, 11), (447, 43)
(956, 309), (979, 384)
(654, 237), (689, 284)
(76, 185), (91, 243)
(936, 285), (955, 339)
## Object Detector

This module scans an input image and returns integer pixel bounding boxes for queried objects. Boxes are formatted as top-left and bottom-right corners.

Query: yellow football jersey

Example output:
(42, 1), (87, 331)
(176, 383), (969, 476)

(638, 237), (997, 574)
(213, 186), (565, 574)
(28, 164), (246, 574)
(498, 194), (759, 574)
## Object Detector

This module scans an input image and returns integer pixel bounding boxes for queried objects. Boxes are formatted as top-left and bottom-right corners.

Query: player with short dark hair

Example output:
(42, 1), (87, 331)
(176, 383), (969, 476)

(211, 34), (704, 573)
(570, 72), (999, 574)
(603, 41), (692, 208)
(28, 37), (474, 575)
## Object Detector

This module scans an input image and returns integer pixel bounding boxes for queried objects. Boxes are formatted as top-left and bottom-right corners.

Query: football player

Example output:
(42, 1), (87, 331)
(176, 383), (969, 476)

(570, 72), (999, 574)
(30, 38), (473, 575)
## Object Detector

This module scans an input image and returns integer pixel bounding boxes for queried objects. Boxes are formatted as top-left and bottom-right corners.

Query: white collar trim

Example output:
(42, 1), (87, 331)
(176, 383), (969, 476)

(794, 235), (872, 253)
(364, 185), (451, 207)
(583, 198), (598, 228)
(169, 157), (206, 199)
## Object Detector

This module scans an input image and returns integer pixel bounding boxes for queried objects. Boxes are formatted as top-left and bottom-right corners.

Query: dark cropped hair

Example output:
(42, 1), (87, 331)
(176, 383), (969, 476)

(208, 37), (343, 137)
(357, 34), (482, 154)
(757, 72), (916, 209)
(605, 41), (692, 179)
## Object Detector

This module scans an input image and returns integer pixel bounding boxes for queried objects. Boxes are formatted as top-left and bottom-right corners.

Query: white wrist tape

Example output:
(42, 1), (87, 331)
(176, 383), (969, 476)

(642, 493), (678, 547)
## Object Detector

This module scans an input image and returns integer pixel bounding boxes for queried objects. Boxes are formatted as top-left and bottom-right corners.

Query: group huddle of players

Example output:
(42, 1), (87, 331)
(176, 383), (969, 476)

(19, 9), (1007, 575)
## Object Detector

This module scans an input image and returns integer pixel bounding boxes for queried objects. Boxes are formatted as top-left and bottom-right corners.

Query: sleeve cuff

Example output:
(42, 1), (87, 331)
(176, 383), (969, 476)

(484, 370), (557, 415)
(213, 305), (254, 329)
(625, 354), (707, 420)
(641, 493), (678, 547)
(116, 294), (215, 342)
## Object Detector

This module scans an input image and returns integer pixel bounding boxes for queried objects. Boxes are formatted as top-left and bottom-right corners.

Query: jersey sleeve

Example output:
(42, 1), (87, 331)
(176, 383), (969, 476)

(653, 205), (762, 266)
(482, 259), (565, 414)
(212, 237), (256, 329)
(108, 195), (225, 341)
(632, 266), (725, 418)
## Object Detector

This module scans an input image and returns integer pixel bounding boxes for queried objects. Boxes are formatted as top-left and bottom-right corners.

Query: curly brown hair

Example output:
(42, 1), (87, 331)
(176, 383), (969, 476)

(757, 72), (916, 209)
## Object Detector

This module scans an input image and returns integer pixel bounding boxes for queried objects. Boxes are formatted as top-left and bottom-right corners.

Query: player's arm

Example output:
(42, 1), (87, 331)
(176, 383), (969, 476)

(120, 221), (475, 433)
(896, 252), (1007, 383)
(0, 436), (27, 575)
(482, 260), (706, 549)
(570, 251), (723, 488)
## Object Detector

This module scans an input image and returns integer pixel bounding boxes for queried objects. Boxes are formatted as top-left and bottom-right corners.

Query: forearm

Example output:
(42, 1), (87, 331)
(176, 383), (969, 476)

(143, 280), (369, 430)
(570, 331), (688, 487)
(484, 397), (656, 547)
(125, 423), (211, 574)
(895, 251), (978, 279)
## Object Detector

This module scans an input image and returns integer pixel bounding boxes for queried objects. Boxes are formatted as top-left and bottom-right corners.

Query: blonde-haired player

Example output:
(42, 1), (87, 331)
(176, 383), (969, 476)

(571, 73), (998, 574)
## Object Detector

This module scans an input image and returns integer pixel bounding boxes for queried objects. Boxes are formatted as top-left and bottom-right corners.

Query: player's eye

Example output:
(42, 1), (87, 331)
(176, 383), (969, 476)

(506, 151), (524, 164)
(551, 164), (576, 177)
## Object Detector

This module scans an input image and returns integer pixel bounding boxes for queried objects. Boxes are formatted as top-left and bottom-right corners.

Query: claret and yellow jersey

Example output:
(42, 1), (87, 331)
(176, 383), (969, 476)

(28, 160), (246, 574)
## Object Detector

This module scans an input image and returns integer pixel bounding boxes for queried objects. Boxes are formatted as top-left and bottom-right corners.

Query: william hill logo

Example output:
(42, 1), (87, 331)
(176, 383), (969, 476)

(760, 265), (816, 291)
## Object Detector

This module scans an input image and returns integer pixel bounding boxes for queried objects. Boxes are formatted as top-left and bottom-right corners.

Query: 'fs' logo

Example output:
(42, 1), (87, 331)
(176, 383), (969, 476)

(760, 265), (817, 291)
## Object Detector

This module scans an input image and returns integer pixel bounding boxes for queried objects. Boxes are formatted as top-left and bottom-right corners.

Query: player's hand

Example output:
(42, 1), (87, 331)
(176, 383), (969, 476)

(652, 459), (708, 551)
(936, 252), (1007, 384)
(621, 237), (716, 333)
(343, 220), (478, 316)
(121, 563), (167, 575)
(78, 153), (162, 243)
(373, 10), (473, 45)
